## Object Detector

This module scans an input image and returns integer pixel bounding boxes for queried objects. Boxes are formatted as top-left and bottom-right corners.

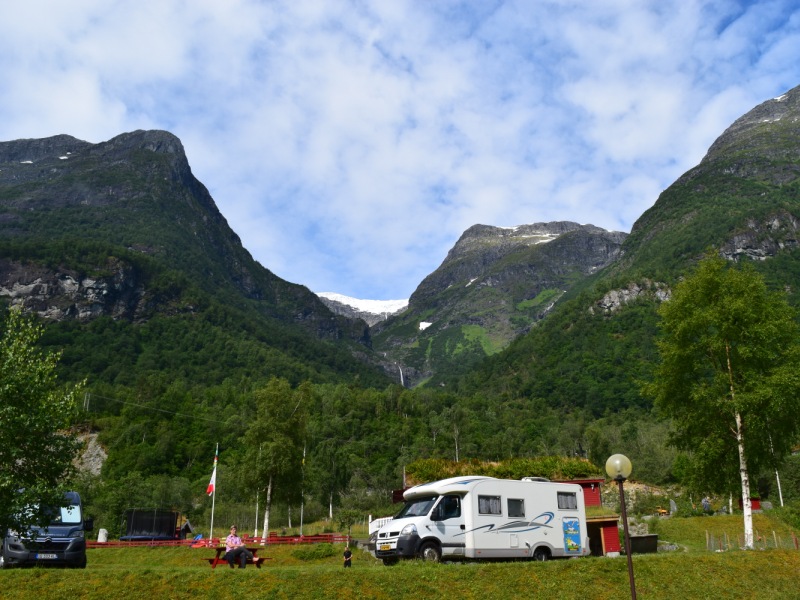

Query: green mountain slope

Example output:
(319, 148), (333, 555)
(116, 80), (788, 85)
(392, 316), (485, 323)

(454, 83), (800, 414)
(0, 130), (389, 388)
(619, 87), (800, 280)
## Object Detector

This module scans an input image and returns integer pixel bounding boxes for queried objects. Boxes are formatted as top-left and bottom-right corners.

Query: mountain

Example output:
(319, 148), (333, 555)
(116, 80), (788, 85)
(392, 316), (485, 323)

(618, 87), (800, 279)
(454, 83), (800, 415)
(0, 130), (389, 388)
(316, 292), (408, 327)
(6, 85), (800, 520)
(370, 221), (627, 386)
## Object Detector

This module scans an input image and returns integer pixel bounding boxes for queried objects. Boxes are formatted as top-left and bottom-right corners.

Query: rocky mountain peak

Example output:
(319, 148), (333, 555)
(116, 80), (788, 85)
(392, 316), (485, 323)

(448, 221), (593, 257)
(446, 221), (617, 261)
(0, 129), (376, 348)
(373, 220), (628, 386)
(0, 134), (92, 163)
(419, 221), (626, 305)
(701, 83), (800, 164)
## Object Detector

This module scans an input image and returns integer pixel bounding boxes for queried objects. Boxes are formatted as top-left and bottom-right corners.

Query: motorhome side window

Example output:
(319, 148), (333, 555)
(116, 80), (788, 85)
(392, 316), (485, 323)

(507, 498), (525, 518)
(478, 495), (502, 515)
(557, 491), (578, 510)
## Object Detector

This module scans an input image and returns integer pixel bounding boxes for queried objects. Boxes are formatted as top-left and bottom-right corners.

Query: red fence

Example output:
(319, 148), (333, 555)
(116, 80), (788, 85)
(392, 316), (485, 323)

(87, 532), (350, 549)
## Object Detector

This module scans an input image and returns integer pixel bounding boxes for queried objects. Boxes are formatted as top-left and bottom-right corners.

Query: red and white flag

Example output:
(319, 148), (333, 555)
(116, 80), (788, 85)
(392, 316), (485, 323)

(206, 446), (218, 496)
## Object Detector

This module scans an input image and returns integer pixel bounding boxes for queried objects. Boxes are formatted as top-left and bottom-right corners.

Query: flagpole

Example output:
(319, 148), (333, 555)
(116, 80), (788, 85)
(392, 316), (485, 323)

(208, 443), (218, 543)
(254, 491), (259, 539)
(254, 444), (262, 539)
(300, 443), (306, 536)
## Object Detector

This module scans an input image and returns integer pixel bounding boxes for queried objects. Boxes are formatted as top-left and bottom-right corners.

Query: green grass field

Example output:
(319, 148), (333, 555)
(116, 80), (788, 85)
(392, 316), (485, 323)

(4, 514), (800, 600)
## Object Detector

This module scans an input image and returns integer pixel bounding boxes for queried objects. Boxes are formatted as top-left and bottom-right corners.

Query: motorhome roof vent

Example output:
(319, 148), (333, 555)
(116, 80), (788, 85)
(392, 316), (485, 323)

(521, 476), (550, 482)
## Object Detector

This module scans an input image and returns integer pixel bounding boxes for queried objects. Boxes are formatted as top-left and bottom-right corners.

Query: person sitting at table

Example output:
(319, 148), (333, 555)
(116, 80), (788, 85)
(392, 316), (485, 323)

(224, 525), (254, 569)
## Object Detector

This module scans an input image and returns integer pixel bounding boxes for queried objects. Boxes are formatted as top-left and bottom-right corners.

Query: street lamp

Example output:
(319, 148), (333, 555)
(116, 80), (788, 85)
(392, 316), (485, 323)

(606, 454), (637, 600)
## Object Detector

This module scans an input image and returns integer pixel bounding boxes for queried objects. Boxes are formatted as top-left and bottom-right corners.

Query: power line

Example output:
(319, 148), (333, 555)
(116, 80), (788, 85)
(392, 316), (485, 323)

(84, 392), (221, 424)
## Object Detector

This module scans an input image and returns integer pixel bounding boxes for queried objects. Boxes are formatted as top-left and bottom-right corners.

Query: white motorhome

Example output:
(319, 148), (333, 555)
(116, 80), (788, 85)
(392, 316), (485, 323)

(373, 476), (588, 564)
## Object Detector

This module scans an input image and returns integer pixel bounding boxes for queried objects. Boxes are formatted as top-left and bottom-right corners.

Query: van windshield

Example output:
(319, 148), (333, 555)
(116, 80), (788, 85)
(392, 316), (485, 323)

(43, 504), (82, 525)
(395, 495), (438, 519)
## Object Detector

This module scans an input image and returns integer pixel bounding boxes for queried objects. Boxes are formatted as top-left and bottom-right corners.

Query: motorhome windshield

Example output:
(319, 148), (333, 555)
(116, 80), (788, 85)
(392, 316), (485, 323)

(395, 495), (438, 519)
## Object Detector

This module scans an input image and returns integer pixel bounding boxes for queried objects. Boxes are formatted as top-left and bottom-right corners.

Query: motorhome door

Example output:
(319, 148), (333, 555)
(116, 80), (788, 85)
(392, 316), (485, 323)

(430, 495), (465, 556)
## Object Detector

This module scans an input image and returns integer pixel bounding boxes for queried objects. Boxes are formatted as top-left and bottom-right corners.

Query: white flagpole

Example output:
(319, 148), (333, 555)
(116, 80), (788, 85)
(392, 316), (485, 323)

(254, 443), (262, 540)
(209, 443), (218, 543)
(210, 486), (216, 543)
(300, 443), (306, 536)
(254, 491), (259, 539)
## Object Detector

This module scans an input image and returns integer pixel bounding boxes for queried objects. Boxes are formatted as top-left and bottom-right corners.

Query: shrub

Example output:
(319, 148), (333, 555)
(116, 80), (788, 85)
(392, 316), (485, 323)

(773, 501), (800, 531)
(291, 543), (338, 561)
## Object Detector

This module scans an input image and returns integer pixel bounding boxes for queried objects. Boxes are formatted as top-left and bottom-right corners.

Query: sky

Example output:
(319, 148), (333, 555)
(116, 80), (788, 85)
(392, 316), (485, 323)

(2, 1), (800, 300)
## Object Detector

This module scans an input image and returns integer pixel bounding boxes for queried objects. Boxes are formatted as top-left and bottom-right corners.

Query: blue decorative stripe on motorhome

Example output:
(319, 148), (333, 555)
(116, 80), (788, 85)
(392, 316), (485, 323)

(457, 512), (555, 536)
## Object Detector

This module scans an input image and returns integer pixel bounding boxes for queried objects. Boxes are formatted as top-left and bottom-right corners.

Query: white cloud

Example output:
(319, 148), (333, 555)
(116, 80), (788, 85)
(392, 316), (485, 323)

(1, 0), (800, 299)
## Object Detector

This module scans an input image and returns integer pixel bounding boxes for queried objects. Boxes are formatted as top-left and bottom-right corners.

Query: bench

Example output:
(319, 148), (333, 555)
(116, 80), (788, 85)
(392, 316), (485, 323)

(205, 547), (271, 569)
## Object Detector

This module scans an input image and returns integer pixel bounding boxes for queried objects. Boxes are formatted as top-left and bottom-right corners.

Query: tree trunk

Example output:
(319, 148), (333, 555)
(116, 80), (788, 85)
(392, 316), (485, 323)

(726, 340), (754, 550)
(453, 424), (460, 462)
(260, 474), (273, 541)
(736, 410), (754, 549)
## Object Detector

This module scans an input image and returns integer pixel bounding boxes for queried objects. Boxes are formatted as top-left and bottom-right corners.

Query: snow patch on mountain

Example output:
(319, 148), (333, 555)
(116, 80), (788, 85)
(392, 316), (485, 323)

(316, 292), (408, 316)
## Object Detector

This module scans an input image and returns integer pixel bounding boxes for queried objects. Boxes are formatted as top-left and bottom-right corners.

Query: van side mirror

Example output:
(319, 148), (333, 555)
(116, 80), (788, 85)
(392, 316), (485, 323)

(430, 505), (442, 522)
(84, 517), (94, 532)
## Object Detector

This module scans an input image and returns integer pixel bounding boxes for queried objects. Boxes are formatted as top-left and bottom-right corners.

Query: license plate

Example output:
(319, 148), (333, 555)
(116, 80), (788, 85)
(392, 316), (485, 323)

(36, 553), (58, 559)
(380, 544), (391, 551)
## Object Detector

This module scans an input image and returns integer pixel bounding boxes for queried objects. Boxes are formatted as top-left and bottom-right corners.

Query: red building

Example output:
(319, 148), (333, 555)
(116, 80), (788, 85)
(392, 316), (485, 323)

(557, 478), (604, 507)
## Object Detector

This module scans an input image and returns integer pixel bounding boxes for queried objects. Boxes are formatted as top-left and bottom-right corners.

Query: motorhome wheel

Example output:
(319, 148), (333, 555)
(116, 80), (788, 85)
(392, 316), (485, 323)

(419, 542), (441, 562)
(532, 547), (550, 561)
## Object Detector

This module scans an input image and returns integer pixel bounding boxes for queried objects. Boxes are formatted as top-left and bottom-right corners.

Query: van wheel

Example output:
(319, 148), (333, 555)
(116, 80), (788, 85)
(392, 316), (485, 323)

(532, 547), (550, 562)
(419, 542), (441, 563)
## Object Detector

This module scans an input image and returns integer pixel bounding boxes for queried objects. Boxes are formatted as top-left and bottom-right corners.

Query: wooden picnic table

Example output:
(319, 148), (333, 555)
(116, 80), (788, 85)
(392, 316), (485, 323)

(205, 546), (270, 569)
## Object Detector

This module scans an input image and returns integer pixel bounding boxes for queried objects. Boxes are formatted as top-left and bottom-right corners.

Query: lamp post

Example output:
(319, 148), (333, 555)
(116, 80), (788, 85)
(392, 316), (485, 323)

(606, 454), (637, 600)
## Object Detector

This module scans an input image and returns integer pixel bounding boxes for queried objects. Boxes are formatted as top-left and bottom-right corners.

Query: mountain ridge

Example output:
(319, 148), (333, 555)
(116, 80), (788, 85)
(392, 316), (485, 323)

(370, 221), (628, 386)
(5, 83), (800, 393)
(0, 129), (388, 387)
(454, 82), (800, 414)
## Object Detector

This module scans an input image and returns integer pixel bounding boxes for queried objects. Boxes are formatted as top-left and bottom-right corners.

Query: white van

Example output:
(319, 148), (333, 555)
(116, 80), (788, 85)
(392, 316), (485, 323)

(373, 476), (588, 564)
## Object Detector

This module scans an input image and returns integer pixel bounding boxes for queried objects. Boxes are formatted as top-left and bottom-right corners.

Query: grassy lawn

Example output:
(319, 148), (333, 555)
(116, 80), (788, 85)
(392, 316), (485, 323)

(4, 514), (799, 599)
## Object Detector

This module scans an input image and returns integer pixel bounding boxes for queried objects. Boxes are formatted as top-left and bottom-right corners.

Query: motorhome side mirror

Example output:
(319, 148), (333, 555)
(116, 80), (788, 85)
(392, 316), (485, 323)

(430, 506), (442, 522)
(84, 517), (94, 532)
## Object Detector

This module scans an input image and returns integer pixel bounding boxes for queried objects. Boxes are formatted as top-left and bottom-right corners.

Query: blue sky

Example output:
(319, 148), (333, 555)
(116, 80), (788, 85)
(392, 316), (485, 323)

(2, 1), (800, 300)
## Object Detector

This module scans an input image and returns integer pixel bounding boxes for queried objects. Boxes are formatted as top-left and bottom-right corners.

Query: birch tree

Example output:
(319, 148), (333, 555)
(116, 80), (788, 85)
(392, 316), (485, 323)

(646, 255), (800, 548)
(243, 378), (307, 539)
